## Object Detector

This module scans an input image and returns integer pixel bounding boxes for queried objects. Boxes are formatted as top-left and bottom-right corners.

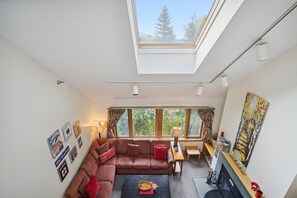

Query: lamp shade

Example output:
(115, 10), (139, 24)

(171, 127), (182, 136)
(196, 85), (204, 96)
(256, 41), (268, 61)
(221, 75), (229, 87)
(90, 120), (107, 132)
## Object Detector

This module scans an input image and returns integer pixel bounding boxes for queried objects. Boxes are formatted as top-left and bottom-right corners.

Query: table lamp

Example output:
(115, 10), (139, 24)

(171, 127), (182, 148)
(90, 120), (107, 138)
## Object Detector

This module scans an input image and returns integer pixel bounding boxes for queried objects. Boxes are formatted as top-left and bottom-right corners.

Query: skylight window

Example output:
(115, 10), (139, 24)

(134, 0), (216, 47)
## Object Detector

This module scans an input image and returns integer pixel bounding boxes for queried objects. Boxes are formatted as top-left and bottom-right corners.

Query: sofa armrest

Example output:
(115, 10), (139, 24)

(167, 148), (174, 164)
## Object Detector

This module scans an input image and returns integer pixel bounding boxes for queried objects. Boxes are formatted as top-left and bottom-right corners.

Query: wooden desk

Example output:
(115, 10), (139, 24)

(171, 142), (184, 176)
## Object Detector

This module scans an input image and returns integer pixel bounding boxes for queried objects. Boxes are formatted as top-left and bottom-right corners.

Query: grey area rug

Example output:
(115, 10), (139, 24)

(112, 157), (210, 198)
(192, 177), (217, 198)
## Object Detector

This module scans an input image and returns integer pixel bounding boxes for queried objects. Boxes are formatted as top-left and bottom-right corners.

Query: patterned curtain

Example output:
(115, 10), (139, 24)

(106, 108), (126, 138)
(197, 107), (215, 144)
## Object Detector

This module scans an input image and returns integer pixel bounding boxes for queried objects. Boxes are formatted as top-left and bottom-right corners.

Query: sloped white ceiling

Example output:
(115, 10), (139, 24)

(0, 0), (296, 99)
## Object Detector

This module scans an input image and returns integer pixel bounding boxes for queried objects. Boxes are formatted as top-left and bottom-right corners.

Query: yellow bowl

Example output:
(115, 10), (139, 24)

(138, 181), (153, 191)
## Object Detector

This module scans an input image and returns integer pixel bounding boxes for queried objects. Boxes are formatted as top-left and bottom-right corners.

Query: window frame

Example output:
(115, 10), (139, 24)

(114, 106), (205, 139)
(132, 0), (221, 49)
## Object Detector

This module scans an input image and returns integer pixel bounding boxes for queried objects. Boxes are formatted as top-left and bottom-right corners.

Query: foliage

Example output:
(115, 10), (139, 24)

(155, 6), (176, 42)
(184, 15), (207, 42)
(139, 33), (157, 43)
(116, 108), (202, 137)
(117, 111), (129, 137)
(132, 109), (155, 136)
(162, 109), (186, 136)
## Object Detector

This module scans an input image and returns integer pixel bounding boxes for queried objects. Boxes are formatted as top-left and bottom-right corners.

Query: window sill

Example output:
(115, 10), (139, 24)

(115, 137), (202, 142)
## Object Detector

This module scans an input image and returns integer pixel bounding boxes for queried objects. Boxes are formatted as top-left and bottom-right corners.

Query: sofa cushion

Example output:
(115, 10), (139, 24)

(102, 155), (116, 166)
(96, 138), (117, 153)
(97, 138), (108, 145)
(151, 140), (171, 154)
(133, 155), (151, 169)
(95, 165), (116, 184)
(89, 148), (100, 165)
(65, 169), (89, 198)
(85, 175), (100, 198)
(78, 175), (90, 197)
(89, 139), (102, 164)
(80, 154), (98, 177)
(127, 143), (140, 155)
(154, 145), (167, 160)
(116, 154), (133, 168)
(117, 139), (133, 154)
(99, 147), (115, 164)
(151, 157), (169, 169)
(98, 181), (113, 198)
(133, 140), (151, 154)
(96, 141), (110, 155)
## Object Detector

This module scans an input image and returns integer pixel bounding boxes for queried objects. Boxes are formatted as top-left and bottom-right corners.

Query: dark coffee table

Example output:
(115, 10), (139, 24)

(121, 175), (171, 198)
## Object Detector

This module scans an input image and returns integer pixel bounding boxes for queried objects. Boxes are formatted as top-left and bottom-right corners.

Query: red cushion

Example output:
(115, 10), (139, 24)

(85, 175), (99, 198)
(99, 147), (115, 163)
(154, 145), (167, 160)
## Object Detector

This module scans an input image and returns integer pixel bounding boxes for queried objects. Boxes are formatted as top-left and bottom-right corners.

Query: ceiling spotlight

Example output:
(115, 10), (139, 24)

(132, 83), (139, 96)
(196, 84), (204, 96)
(221, 75), (228, 87)
(256, 40), (268, 61)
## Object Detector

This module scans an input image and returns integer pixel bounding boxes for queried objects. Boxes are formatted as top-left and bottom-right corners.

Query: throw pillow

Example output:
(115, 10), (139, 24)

(127, 143), (140, 156)
(99, 147), (115, 163)
(85, 175), (100, 198)
(95, 141), (110, 155)
(78, 176), (90, 197)
(154, 145), (167, 160)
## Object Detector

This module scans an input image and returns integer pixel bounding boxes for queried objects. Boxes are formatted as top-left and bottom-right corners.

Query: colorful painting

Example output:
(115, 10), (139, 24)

(69, 146), (78, 163)
(232, 92), (269, 168)
(78, 136), (83, 148)
(73, 120), (81, 138)
(62, 121), (73, 142)
(57, 160), (69, 182)
(55, 146), (70, 167)
(47, 129), (64, 159)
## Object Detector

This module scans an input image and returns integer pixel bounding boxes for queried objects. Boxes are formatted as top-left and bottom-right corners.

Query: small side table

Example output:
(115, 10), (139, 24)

(185, 146), (201, 162)
(171, 142), (184, 176)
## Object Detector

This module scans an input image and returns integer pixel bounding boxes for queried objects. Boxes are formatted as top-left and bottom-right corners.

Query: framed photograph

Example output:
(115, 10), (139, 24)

(57, 160), (69, 182)
(78, 136), (83, 148)
(62, 121), (73, 142)
(47, 129), (64, 159)
(73, 120), (81, 138)
(55, 146), (70, 167)
(69, 146), (78, 163)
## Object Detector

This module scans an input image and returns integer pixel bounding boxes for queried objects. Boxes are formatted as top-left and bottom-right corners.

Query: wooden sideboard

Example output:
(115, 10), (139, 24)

(202, 140), (216, 167)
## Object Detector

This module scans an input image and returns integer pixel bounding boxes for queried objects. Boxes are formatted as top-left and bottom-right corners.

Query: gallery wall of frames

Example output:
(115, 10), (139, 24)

(47, 120), (83, 182)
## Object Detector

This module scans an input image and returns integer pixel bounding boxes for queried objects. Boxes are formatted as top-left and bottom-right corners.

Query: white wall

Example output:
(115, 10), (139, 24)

(219, 45), (297, 198)
(91, 96), (226, 137)
(0, 37), (93, 197)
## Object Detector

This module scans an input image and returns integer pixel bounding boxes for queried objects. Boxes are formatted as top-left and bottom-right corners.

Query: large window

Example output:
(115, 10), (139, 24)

(162, 109), (186, 136)
(134, 0), (217, 47)
(132, 109), (156, 137)
(115, 107), (204, 138)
